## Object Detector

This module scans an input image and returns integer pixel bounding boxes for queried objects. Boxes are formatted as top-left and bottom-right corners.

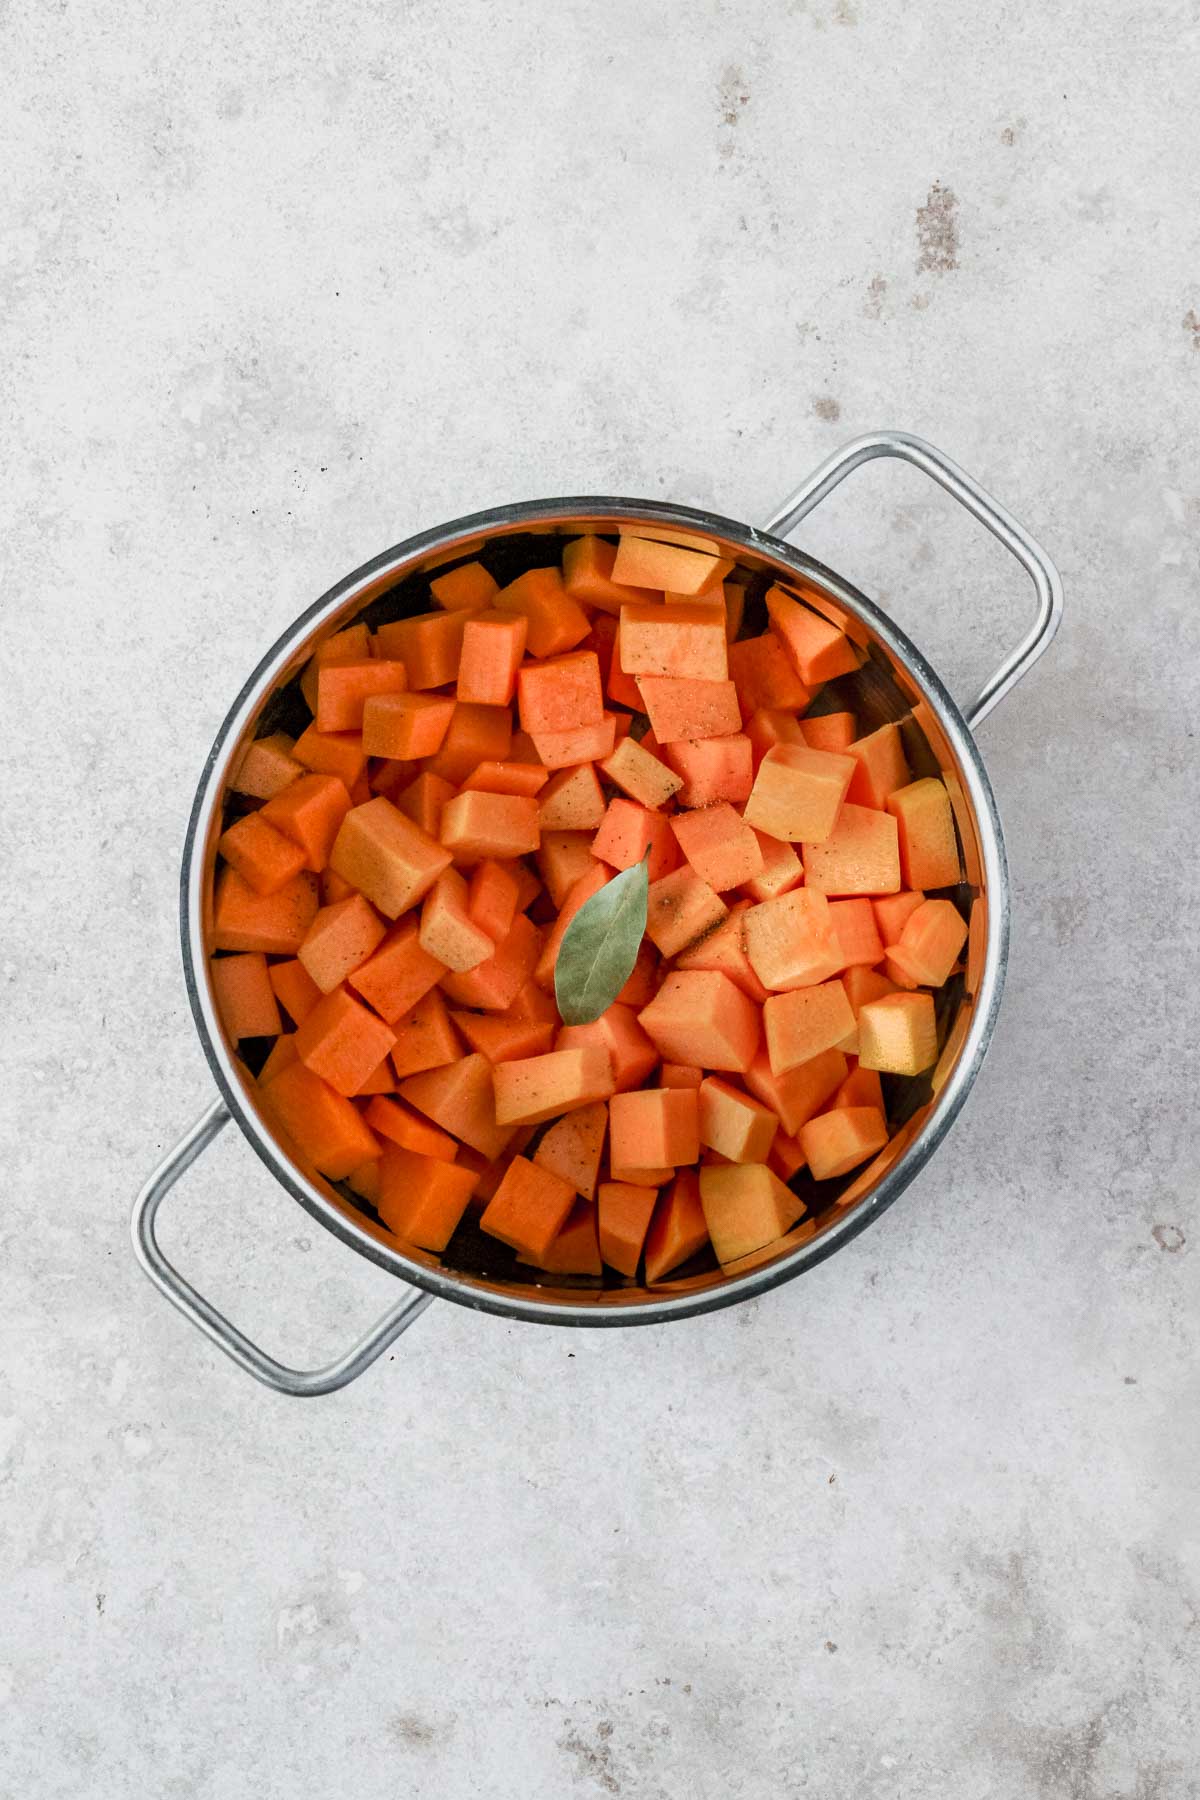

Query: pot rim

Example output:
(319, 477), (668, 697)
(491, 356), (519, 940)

(181, 494), (1008, 1327)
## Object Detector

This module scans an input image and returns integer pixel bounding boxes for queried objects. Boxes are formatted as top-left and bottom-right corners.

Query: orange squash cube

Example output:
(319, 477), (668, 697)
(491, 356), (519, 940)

(727, 631), (814, 715)
(455, 611), (528, 707)
(517, 650), (603, 735)
(873, 889), (926, 944)
(645, 867), (728, 957)
(494, 567), (591, 658)
(670, 804), (763, 892)
(210, 952), (282, 1040)
(538, 830), (598, 907)
(466, 859), (520, 943)
(493, 1047), (616, 1127)
(893, 898), (967, 985)
(611, 534), (731, 596)
(744, 888), (843, 991)
(218, 811), (308, 896)
(430, 559), (498, 611)
(292, 724), (367, 790)
(330, 796), (452, 917)
(388, 988), (461, 1079)
(516, 1200), (603, 1275)
(538, 764), (606, 831)
(637, 676), (742, 744)
(377, 1146), (476, 1252)
(268, 956), (323, 1027)
(529, 713), (617, 770)
(231, 731), (303, 800)
(395, 771), (455, 838)
(294, 984), (398, 1097)
(347, 915), (445, 1021)
(364, 1094), (458, 1161)
(481, 1155), (578, 1260)
(442, 912), (542, 1012)
(299, 625), (372, 712)
(375, 609), (471, 690)
(615, 941), (659, 1008)
(886, 778), (961, 890)
(555, 1002), (659, 1092)
(857, 991), (938, 1074)
(644, 1170), (710, 1281)
(828, 897), (885, 969)
(698, 1077), (779, 1163)
(440, 791), (541, 863)
(675, 902), (770, 1003)
(562, 533), (659, 613)
(257, 1034), (300, 1085)
(261, 1061), (380, 1180)
(609, 1088), (700, 1170)
(399, 1052), (515, 1160)
(211, 867), (318, 955)
(742, 829), (804, 903)
(618, 602), (728, 682)
(451, 1011), (554, 1064)
(743, 1045), (849, 1136)
(599, 736), (683, 810)
(663, 733), (753, 807)
(834, 1064), (885, 1111)
(591, 798), (680, 882)
(799, 712), (857, 753)
(744, 708), (806, 767)
(803, 803), (901, 896)
(362, 692), (455, 760)
(765, 587), (858, 685)
(846, 721), (910, 810)
(316, 659), (407, 733)
(698, 1163), (806, 1264)
(638, 971), (760, 1072)
(533, 1101), (608, 1202)
(261, 772), (353, 874)
(800, 1105), (889, 1181)
(597, 1180), (659, 1276)
(418, 868), (494, 972)
(744, 743), (855, 844)
(460, 760), (549, 798)
(298, 893), (387, 993)
(763, 979), (856, 1076)
(422, 702), (513, 784)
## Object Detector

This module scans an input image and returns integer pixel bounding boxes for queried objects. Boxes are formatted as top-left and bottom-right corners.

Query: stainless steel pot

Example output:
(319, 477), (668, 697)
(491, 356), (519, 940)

(131, 432), (1061, 1395)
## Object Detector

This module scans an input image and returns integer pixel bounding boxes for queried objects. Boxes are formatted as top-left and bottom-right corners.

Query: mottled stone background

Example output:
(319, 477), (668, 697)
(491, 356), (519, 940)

(3, 1), (1199, 1795)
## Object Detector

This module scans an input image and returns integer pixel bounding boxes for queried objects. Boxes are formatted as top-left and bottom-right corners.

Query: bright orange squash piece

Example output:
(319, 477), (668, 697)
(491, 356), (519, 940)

(419, 868), (495, 972)
(744, 888), (842, 992)
(211, 952), (282, 1040)
(538, 764), (606, 831)
(330, 796), (452, 918)
(664, 733), (754, 806)
(298, 893), (387, 992)
(591, 798), (680, 882)
(744, 1044), (848, 1136)
(803, 802), (901, 897)
(886, 778), (961, 890)
(636, 676), (742, 744)
(638, 971), (760, 1073)
(671, 804), (763, 893)
(292, 724), (367, 790)
(828, 897), (886, 969)
(698, 1163), (805, 1264)
(799, 712), (857, 753)
(268, 956), (323, 1026)
(763, 980), (856, 1076)
(744, 708), (806, 767)
(257, 1034), (300, 1085)
(261, 773), (353, 874)
(597, 1180), (659, 1276)
(347, 916), (445, 1021)
(698, 1077), (779, 1163)
(493, 1047), (615, 1127)
(299, 625), (372, 712)
(422, 702), (513, 784)
(466, 860), (520, 943)
(872, 889), (926, 944)
(537, 830), (597, 908)
(518, 1200), (603, 1275)
(364, 1095), (458, 1161)
(562, 534), (658, 614)
(744, 743), (855, 844)
(742, 829), (804, 903)
(231, 731), (303, 800)
(218, 812), (309, 896)
(615, 940), (659, 1008)
(451, 1011), (555, 1063)
(211, 867), (318, 954)
(430, 560), (498, 611)
(456, 611), (528, 707)
(598, 736), (683, 810)
(494, 568), (590, 658)
(892, 898), (967, 984)
(533, 1101), (608, 1202)
(316, 659), (407, 733)
(442, 912), (542, 1012)
(481, 1156), (577, 1261)
(375, 610), (471, 689)
(645, 867), (727, 958)
(800, 1105), (889, 1180)
(846, 721), (910, 810)
(394, 771), (455, 837)
(377, 1146), (476, 1252)
(352, 1054), (397, 1096)
(399, 1053), (515, 1160)
(529, 713), (617, 770)
(388, 988), (460, 1079)
(618, 602), (728, 682)
(293, 985), (397, 1097)
(555, 1002), (659, 1093)
(643, 1170), (709, 1281)
(765, 587), (858, 685)
(675, 902), (770, 1004)
(727, 631), (814, 714)
(611, 534), (731, 596)
(834, 1064), (885, 1111)
(261, 1061), (380, 1180)
(517, 651), (603, 735)
(362, 692), (455, 760)
(609, 1088), (699, 1170)
(460, 760), (549, 797)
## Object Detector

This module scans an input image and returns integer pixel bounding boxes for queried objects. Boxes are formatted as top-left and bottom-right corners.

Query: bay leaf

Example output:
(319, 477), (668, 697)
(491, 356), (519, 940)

(554, 854), (650, 1026)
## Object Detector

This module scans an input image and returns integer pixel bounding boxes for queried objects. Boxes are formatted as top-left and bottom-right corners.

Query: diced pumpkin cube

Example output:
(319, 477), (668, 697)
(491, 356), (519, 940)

(675, 902), (770, 1003)
(261, 1062), (380, 1180)
(591, 798), (680, 882)
(258, 1034), (300, 1085)
(211, 867), (319, 954)
(799, 712), (857, 753)
(562, 533), (659, 613)
(744, 708), (806, 767)
(609, 1087), (700, 1170)
(597, 1180), (660, 1276)
(364, 1094), (458, 1161)
(556, 1002), (659, 1092)
(828, 897), (885, 969)
(873, 889), (926, 944)
(645, 867), (727, 957)
(638, 971), (760, 1072)
(886, 778), (961, 890)
(422, 702), (513, 784)
(418, 868), (494, 972)
(440, 790), (540, 862)
(765, 587), (858, 685)
(466, 859), (520, 943)
(261, 772), (353, 874)
(451, 1010), (553, 1063)
(210, 952), (282, 1040)
(538, 830), (598, 908)
(803, 802), (901, 896)
(643, 1170), (710, 1281)
(388, 988), (461, 1079)
(292, 724), (367, 790)
(269, 956), (323, 1027)
(663, 733), (753, 807)
(743, 743), (855, 844)
(768, 1129), (807, 1181)
(611, 534), (731, 596)
(857, 991), (938, 1074)
(454, 611), (528, 708)
(670, 804), (763, 893)
(743, 1045), (849, 1136)
(442, 912), (542, 1012)
(299, 625), (371, 712)
(742, 829), (804, 903)
(459, 760), (549, 798)
(375, 610), (471, 690)
(493, 1047), (615, 1127)
(362, 692), (455, 760)
(538, 764), (606, 831)
(316, 659), (407, 733)
(533, 1101), (608, 1202)
(330, 796), (452, 917)
(348, 915), (445, 1021)
(430, 559), (498, 611)
(698, 1077), (778, 1163)
(231, 731), (303, 800)
(727, 630), (813, 714)
(399, 1053), (515, 1159)
(529, 713), (617, 770)
(800, 1105), (889, 1180)
(298, 893), (387, 993)
(834, 1064), (885, 1111)
(618, 602), (728, 682)
(516, 1200), (603, 1274)
(494, 567), (591, 658)
(892, 898), (967, 985)
(698, 1163), (806, 1264)
(480, 1155), (578, 1260)
(218, 811), (309, 896)
(294, 984), (398, 1097)
(517, 650), (603, 735)
(378, 1146), (476, 1251)
(636, 676), (742, 744)
(744, 889), (843, 991)
(395, 771), (455, 837)
(352, 1054), (398, 1096)
(599, 736), (683, 810)
(846, 721), (910, 810)
(763, 980), (856, 1076)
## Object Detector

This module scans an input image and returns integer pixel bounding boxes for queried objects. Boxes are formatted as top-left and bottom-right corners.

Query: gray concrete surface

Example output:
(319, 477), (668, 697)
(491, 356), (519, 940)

(3, 1), (1199, 1794)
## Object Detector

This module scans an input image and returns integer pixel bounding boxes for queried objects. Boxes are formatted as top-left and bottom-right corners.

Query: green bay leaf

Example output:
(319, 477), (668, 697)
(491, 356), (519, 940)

(554, 854), (650, 1026)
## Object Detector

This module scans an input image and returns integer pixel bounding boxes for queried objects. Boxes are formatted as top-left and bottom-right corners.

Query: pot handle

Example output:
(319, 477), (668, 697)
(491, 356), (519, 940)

(131, 1098), (434, 1396)
(761, 430), (1063, 729)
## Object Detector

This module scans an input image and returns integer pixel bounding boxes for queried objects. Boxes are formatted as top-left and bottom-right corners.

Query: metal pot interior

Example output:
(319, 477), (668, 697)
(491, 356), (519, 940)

(185, 501), (1005, 1324)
